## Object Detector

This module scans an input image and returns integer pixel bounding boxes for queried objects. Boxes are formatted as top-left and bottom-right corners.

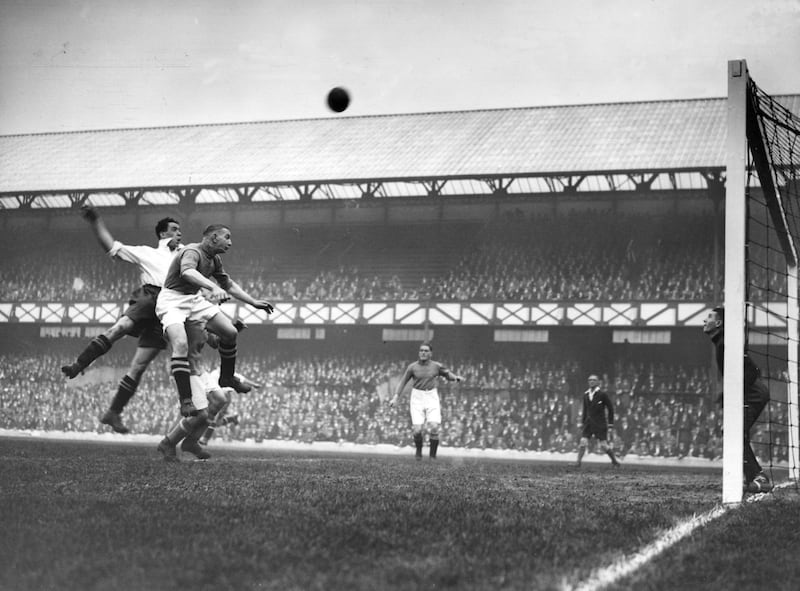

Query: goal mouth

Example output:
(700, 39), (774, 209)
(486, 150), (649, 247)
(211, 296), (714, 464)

(724, 59), (800, 504)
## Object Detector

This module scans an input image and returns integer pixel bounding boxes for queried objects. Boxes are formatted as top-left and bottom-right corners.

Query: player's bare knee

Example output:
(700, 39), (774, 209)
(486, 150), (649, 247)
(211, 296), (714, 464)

(579, 437), (590, 448)
(106, 318), (133, 341)
(207, 400), (222, 417)
(164, 325), (189, 355)
(209, 318), (238, 343)
(127, 364), (148, 381)
(194, 409), (209, 426)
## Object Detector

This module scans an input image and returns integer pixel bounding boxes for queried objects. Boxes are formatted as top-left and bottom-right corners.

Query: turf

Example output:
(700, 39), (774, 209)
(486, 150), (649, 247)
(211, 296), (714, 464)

(0, 437), (796, 591)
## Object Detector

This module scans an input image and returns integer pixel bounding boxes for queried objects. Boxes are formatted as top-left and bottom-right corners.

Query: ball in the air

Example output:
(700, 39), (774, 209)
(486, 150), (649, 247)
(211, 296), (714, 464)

(327, 87), (350, 113)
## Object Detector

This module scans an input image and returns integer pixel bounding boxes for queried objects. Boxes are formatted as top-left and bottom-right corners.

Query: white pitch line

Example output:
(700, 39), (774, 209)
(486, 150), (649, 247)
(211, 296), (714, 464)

(565, 481), (794, 591)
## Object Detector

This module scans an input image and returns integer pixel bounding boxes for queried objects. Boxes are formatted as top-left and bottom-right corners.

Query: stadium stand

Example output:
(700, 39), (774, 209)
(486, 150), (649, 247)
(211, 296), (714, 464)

(0, 211), (719, 302)
(3, 346), (762, 461)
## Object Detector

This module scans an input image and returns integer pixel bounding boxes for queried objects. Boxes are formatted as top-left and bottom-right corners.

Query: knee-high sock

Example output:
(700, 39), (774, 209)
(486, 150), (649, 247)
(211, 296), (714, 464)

(413, 432), (423, 453)
(429, 432), (439, 457)
(183, 415), (209, 445)
(165, 416), (196, 445)
(75, 335), (113, 370)
(170, 357), (192, 403)
(109, 374), (138, 413)
(218, 341), (237, 379)
(201, 423), (216, 443)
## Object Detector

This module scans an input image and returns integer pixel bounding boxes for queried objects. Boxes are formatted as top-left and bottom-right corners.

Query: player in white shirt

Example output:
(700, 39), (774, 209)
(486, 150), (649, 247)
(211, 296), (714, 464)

(157, 320), (258, 460)
(60, 205), (182, 434)
(198, 366), (261, 446)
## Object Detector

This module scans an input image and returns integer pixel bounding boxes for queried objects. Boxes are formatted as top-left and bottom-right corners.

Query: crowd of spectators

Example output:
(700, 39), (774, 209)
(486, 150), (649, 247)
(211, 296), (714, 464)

(0, 211), (728, 303)
(1, 348), (790, 463)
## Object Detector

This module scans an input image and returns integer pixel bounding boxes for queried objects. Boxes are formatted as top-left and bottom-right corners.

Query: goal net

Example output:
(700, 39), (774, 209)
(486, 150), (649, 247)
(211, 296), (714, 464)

(724, 60), (800, 504)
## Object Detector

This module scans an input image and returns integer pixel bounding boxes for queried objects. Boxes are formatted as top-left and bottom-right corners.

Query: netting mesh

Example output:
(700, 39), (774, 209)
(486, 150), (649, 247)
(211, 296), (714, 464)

(746, 78), (800, 482)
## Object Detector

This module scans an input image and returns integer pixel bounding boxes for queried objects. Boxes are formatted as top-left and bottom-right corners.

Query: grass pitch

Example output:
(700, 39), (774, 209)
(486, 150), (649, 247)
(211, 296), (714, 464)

(0, 437), (797, 591)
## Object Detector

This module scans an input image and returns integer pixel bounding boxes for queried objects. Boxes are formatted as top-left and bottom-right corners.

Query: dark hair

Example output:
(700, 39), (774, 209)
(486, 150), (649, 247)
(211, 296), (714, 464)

(155, 217), (179, 238)
(203, 224), (229, 236)
(420, 341), (433, 351)
(712, 306), (724, 322)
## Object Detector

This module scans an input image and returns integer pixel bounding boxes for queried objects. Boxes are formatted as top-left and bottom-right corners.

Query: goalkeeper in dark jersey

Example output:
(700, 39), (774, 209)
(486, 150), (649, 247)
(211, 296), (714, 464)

(703, 306), (772, 493)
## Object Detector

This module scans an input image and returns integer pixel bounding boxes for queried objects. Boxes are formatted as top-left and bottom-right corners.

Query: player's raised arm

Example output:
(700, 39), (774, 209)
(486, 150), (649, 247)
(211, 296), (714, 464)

(81, 205), (116, 253)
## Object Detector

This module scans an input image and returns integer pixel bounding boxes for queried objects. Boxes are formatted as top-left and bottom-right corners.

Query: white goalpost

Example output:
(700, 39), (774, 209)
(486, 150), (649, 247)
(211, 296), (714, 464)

(723, 60), (748, 504)
(724, 59), (800, 504)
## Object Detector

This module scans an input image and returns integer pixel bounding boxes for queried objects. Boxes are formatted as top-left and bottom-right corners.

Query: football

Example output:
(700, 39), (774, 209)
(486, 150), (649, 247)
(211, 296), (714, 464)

(327, 87), (350, 113)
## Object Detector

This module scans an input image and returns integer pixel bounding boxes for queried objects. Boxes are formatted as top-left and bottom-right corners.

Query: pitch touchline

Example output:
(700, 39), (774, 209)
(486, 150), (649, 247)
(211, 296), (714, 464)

(565, 482), (792, 591)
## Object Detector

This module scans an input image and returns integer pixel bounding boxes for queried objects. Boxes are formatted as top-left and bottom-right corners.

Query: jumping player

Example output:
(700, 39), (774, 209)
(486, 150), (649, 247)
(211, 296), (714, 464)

(155, 224), (273, 419)
(61, 205), (182, 434)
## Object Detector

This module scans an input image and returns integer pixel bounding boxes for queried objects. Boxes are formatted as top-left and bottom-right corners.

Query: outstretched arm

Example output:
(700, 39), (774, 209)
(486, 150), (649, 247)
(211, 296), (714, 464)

(444, 369), (464, 383)
(81, 205), (115, 253)
(226, 280), (274, 313)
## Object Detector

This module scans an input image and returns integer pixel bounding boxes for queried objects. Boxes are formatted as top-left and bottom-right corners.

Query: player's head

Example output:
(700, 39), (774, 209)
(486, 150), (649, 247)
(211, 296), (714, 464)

(155, 217), (182, 249)
(703, 306), (724, 336)
(203, 224), (232, 254)
(587, 374), (600, 387)
(418, 341), (433, 361)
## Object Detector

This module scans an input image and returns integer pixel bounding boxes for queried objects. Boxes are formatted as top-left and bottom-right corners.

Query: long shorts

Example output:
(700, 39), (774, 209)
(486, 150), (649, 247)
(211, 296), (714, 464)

(188, 374), (209, 412)
(155, 288), (220, 330)
(122, 284), (167, 350)
(409, 388), (441, 425)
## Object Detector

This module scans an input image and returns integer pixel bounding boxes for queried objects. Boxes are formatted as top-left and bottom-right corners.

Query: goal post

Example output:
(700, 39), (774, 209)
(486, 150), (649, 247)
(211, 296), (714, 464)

(724, 59), (800, 504)
(723, 60), (748, 504)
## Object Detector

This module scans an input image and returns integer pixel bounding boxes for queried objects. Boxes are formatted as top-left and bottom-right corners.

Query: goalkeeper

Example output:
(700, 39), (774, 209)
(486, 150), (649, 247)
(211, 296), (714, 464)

(703, 306), (772, 493)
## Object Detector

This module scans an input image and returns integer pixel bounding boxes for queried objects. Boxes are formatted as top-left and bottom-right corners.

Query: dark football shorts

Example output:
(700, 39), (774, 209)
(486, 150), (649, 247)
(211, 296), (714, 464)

(122, 284), (167, 350)
(581, 423), (608, 441)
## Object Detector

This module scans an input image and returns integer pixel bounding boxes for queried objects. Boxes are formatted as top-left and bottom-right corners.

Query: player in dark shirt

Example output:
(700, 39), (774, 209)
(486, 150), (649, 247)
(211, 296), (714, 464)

(576, 374), (620, 468)
(154, 224), (273, 461)
(703, 306), (772, 492)
(389, 341), (464, 459)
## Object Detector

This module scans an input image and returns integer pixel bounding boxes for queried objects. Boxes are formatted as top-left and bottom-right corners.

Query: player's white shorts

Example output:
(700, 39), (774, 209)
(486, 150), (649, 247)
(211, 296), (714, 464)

(189, 374), (209, 412)
(409, 388), (441, 425)
(156, 288), (219, 330)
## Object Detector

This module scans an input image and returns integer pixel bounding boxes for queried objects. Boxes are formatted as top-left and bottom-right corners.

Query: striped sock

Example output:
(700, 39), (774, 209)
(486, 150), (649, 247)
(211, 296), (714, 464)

(218, 342), (237, 378)
(75, 334), (113, 369)
(170, 357), (192, 403)
(201, 424), (216, 443)
(165, 417), (193, 445)
(110, 374), (138, 413)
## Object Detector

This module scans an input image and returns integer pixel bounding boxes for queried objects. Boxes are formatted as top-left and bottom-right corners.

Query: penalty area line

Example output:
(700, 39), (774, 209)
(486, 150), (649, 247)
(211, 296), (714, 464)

(565, 482), (793, 591)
